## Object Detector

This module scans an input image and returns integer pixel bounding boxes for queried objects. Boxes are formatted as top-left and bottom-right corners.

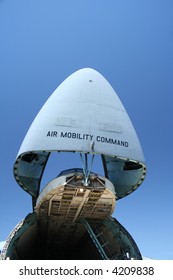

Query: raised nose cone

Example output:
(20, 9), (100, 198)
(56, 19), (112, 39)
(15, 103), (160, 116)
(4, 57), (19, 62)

(14, 68), (146, 200)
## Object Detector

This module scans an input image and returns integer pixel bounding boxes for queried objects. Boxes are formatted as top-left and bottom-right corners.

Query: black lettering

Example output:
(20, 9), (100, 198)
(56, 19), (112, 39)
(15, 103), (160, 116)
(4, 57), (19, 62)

(78, 133), (83, 139)
(19, 268), (23, 275)
(96, 135), (128, 147)
(112, 139), (117, 144)
(44, 269), (50, 275)
(59, 267), (64, 275)
(105, 137), (113, 144)
(61, 132), (68, 138)
(46, 131), (58, 137)
(54, 269), (59, 275)
(74, 266), (80, 275)
(53, 131), (58, 137)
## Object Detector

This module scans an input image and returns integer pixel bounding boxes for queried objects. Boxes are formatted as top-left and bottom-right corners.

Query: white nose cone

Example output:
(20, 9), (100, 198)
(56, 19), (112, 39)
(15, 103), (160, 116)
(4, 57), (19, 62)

(14, 68), (146, 200)
(17, 68), (144, 159)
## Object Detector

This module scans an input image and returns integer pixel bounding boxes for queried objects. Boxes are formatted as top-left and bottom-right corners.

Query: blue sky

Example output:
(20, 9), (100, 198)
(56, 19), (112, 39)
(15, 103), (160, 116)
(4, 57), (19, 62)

(0, 0), (173, 260)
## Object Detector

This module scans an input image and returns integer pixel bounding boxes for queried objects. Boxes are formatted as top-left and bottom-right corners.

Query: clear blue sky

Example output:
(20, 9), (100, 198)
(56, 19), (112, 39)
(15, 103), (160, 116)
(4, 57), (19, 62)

(0, 0), (173, 260)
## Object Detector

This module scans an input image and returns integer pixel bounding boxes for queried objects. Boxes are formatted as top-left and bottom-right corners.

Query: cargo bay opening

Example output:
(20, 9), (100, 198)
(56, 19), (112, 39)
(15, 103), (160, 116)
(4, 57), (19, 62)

(3, 170), (142, 260)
